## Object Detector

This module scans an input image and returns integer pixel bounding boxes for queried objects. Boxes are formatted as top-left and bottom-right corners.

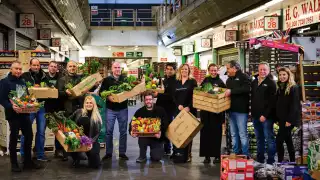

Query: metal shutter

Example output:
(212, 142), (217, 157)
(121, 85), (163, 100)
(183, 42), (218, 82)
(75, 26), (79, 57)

(0, 32), (3, 50)
(16, 33), (31, 49)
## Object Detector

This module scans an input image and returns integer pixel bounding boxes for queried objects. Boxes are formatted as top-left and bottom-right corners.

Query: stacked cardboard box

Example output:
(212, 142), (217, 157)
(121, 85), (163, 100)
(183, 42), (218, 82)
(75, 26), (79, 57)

(302, 101), (320, 122)
(220, 154), (254, 180)
(276, 163), (308, 180)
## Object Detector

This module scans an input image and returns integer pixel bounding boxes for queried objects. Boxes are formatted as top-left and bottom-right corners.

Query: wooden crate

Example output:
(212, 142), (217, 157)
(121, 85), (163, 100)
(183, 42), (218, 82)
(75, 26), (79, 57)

(193, 90), (230, 113)
(55, 130), (90, 152)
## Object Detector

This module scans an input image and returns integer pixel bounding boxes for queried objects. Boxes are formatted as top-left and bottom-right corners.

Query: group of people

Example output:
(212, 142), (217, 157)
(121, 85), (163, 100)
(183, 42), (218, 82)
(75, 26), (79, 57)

(0, 58), (301, 173)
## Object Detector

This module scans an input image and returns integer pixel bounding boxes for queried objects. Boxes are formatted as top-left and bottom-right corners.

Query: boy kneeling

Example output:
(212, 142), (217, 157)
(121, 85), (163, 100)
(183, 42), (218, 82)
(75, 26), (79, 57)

(129, 90), (169, 163)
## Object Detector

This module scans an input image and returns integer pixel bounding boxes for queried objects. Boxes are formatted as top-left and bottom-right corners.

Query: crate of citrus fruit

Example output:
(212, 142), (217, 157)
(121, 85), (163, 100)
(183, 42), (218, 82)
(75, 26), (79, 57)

(131, 116), (161, 137)
(9, 87), (44, 113)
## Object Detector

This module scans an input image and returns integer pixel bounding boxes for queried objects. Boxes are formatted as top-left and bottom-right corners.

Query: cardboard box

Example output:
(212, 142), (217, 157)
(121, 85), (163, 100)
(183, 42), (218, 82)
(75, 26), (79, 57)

(193, 90), (230, 113)
(28, 87), (58, 98)
(55, 130), (90, 152)
(110, 82), (146, 103)
(278, 164), (308, 180)
(166, 109), (203, 148)
(221, 155), (253, 172)
(70, 73), (103, 97)
(221, 172), (254, 180)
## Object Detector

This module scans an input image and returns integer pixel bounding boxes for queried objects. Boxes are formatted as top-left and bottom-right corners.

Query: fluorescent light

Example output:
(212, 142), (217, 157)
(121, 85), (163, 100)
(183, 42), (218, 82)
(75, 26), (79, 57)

(167, 38), (189, 48)
(222, 0), (284, 25)
(190, 28), (214, 39)
(70, 36), (83, 50)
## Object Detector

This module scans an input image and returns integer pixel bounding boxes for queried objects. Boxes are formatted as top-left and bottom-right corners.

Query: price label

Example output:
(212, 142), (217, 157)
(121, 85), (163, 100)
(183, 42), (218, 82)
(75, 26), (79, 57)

(264, 16), (280, 30)
(225, 30), (237, 41)
(18, 14), (35, 28)
(39, 29), (51, 40)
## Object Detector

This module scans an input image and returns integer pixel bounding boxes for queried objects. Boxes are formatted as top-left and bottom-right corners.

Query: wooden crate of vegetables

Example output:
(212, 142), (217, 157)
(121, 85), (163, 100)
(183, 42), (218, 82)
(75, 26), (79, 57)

(101, 76), (146, 103)
(69, 60), (103, 97)
(27, 82), (58, 99)
(193, 84), (230, 113)
(9, 88), (44, 113)
(46, 112), (93, 152)
(131, 117), (161, 137)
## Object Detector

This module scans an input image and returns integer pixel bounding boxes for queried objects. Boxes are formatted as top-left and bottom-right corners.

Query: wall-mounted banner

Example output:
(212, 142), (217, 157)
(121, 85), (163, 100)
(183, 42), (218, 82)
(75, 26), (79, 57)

(283, 0), (320, 29)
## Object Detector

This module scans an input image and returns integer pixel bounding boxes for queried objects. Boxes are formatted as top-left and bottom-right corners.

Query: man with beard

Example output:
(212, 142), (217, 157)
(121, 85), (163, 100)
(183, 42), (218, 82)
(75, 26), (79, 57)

(153, 63), (176, 155)
(0, 61), (41, 172)
(129, 90), (169, 163)
(20, 58), (50, 162)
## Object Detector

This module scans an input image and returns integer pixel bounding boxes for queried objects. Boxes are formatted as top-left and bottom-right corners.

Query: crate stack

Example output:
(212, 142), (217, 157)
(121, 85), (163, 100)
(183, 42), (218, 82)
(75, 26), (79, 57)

(220, 155), (254, 180)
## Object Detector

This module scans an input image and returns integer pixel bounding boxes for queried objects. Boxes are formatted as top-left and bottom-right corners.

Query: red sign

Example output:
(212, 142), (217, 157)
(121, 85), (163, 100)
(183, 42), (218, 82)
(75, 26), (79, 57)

(160, 58), (167, 62)
(225, 30), (237, 41)
(18, 14), (35, 28)
(201, 38), (211, 48)
(283, 0), (320, 29)
(264, 16), (280, 30)
(51, 38), (61, 47)
(39, 29), (51, 40)
(128, 69), (138, 76)
(112, 52), (124, 57)
(117, 10), (122, 17)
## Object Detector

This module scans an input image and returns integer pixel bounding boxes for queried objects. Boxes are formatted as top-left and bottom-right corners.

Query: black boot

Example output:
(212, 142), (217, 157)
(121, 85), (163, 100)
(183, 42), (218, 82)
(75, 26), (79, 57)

(72, 160), (80, 168)
(203, 157), (211, 164)
(23, 161), (42, 170)
(11, 163), (22, 172)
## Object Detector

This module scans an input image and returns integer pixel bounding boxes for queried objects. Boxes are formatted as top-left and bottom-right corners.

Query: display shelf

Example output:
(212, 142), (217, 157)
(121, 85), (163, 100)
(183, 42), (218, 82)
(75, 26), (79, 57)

(301, 64), (320, 101)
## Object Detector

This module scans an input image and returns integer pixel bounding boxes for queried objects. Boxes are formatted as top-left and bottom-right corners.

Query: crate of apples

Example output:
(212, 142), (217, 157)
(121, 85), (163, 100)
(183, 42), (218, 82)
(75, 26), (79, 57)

(131, 116), (161, 137)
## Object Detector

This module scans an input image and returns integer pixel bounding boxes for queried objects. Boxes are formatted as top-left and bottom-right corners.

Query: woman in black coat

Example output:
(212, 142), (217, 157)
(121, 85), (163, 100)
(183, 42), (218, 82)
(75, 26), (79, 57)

(172, 63), (198, 163)
(199, 64), (226, 164)
(275, 67), (301, 163)
(70, 95), (102, 168)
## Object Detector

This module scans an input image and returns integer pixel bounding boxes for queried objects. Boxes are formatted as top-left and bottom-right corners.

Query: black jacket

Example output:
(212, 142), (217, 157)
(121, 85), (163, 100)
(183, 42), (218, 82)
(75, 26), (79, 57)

(45, 72), (62, 113)
(155, 75), (176, 115)
(129, 106), (169, 141)
(201, 75), (226, 88)
(251, 75), (277, 120)
(56, 73), (84, 115)
(174, 78), (198, 116)
(21, 69), (49, 86)
(70, 109), (102, 142)
(99, 75), (128, 111)
(0, 73), (28, 120)
(226, 70), (251, 113)
(275, 83), (301, 127)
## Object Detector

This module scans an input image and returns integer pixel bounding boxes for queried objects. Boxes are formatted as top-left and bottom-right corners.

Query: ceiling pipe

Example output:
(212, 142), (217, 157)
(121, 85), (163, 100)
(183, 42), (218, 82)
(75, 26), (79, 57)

(32, 0), (84, 50)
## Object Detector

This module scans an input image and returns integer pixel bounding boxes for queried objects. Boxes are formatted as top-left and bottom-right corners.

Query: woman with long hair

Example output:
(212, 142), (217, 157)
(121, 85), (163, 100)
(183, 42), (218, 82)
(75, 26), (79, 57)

(70, 95), (102, 168)
(172, 63), (198, 163)
(199, 64), (226, 164)
(275, 67), (301, 162)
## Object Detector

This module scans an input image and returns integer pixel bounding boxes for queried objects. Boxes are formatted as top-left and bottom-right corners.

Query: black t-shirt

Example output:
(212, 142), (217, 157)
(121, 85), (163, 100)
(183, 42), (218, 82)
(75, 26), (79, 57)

(174, 78), (198, 115)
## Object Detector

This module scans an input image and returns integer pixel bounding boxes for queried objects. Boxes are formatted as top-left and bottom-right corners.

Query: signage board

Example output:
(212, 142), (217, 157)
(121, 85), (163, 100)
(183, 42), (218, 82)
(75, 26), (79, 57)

(0, 62), (12, 69)
(39, 29), (51, 40)
(212, 25), (238, 48)
(17, 13), (35, 28)
(31, 52), (51, 58)
(283, 0), (320, 29)
(173, 48), (182, 56)
(117, 10), (122, 17)
(225, 30), (237, 41)
(0, 51), (16, 57)
(51, 38), (61, 47)
(185, 44), (194, 53)
(201, 38), (211, 48)
(112, 52), (125, 57)
(126, 52), (135, 57)
(264, 16), (280, 30)
(136, 52), (143, 57)
(160, 58), (167, 62)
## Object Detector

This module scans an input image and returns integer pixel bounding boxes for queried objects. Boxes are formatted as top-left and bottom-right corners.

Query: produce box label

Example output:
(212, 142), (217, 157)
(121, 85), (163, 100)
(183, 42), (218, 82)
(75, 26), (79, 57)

(166, 109), (203, 148)
(28, 87), (58, 99)
(70, 73), (103, 97)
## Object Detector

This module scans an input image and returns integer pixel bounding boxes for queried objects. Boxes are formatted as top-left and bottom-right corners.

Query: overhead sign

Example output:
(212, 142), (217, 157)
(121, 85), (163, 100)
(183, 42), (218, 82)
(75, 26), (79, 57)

(283, 0), (320, 29)
(136, 52), (143, 57)
(264, 16), (280, 30)
(160, 58), (167, 62)
(0, 51), (16, 57)
(225, 30), (237, 41)
(0, 62), (12, 69)
(173, 48), (182, 56)
(201, 38), (211, 48)
(126, 52), (135, 57)
(51, 38), (61, 47)
(212, 25), (238, 48)
(17, 13), (35, 28)
(60, 45), (69, 52)
(185, 44), (194, 53)
(239, 11), (281, 40)
(112, 52), (124, 57)
(39, 29), (51, 40)
(31, 52), (51, 58)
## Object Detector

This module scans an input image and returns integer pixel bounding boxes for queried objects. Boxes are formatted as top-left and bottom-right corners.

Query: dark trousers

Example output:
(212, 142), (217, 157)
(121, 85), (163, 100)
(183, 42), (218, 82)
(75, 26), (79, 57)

(163, 110), (174, 153)
(71, 142), (101, 168)
(8, 116), (33, 165)
(276, 125), (295, 162)
(138, 138), (163, 161)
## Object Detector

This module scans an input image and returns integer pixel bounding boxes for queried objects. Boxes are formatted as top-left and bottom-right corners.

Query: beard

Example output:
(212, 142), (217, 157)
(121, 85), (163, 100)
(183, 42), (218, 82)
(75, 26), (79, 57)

(146, 103), (153, 109)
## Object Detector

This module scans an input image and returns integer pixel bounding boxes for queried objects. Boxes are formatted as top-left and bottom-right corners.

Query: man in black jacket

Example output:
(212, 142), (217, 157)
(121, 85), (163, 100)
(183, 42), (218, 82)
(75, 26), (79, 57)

(130, 90), (169, 163)
(154, 63), (176, 155)
(20, 58), (50, 162)
(99, 62), (129, 160)
(0, 61), (41, 172)
(251, 62), (276, 164)
(225, 60), (250, 157)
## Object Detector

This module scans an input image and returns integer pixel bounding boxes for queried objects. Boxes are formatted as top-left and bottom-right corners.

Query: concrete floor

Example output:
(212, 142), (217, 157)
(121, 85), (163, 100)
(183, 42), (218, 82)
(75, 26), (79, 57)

(0, 104), (223, 180)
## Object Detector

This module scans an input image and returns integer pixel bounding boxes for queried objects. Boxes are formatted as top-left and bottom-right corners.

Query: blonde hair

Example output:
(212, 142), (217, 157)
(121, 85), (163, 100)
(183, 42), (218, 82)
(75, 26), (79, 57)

(176, 63), (192, 80)
(82, 96), (102, 124)
(277, 67), (296, 95)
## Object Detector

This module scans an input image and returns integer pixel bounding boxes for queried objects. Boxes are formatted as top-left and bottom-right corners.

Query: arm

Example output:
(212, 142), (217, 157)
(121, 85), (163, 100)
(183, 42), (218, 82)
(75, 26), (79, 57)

(231, 74), (251, 95)
(69, 109), (81, 122)
(218, 78), (227, 88)
(0, 81), (12, 110)
(91, 122), (102, 142)
(287, 86), (301, 124)
(262, 80), (277, 119)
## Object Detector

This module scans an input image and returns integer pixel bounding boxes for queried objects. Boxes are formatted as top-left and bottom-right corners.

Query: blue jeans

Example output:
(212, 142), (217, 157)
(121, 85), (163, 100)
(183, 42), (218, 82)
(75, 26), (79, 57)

(105, 108), (128, 155)
(229, 112), (249, 156)
(20, 107), (46, 159)
(253, 118), (276, 164)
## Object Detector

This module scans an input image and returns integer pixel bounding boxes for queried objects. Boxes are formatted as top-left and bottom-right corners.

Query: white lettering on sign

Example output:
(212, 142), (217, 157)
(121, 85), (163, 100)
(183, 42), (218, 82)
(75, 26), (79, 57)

(212, 25), (238, 48)
(264, 16), (280, 30)
(240, 11), (281, 40)
(19, 14), (35, 28)
(284, 0), (320, 29)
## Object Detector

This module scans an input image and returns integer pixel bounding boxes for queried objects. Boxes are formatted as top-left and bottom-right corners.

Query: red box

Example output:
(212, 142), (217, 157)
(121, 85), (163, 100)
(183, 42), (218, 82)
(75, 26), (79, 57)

(221, 155), (248, 172)
(221, 172), (254, 180)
